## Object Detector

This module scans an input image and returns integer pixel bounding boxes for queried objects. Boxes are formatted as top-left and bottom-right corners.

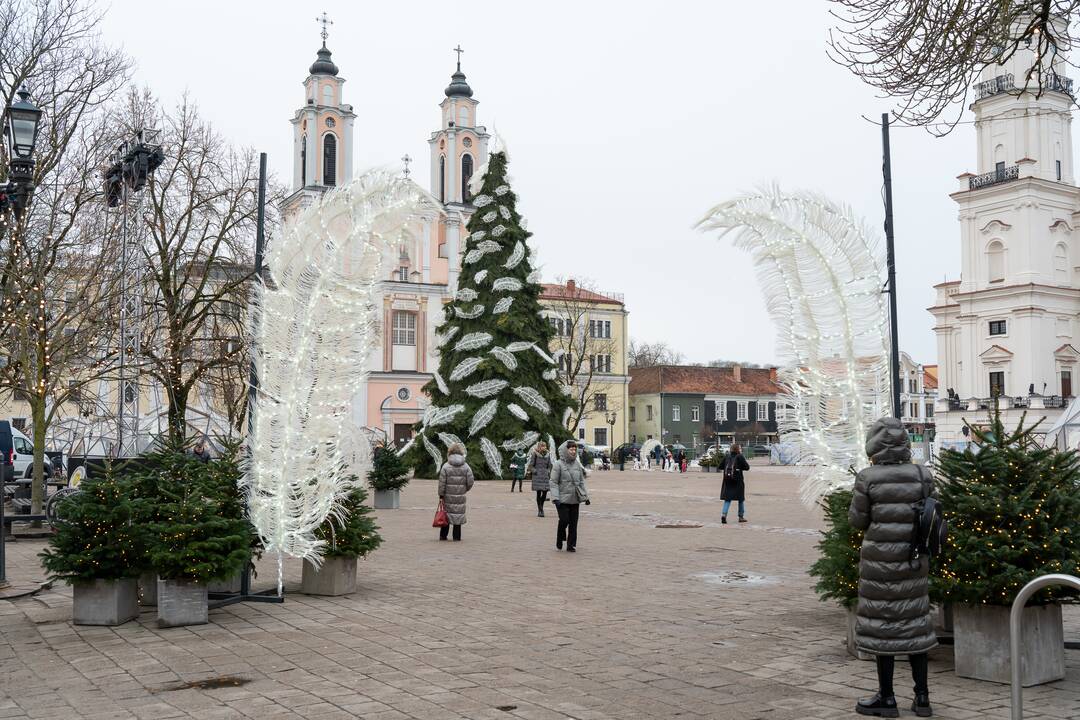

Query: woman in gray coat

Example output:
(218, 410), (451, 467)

(438, 444), (475, 541)
(528, 441), (553, 518)
(849, 417), (935, 718)
(549, 441), (590, 552)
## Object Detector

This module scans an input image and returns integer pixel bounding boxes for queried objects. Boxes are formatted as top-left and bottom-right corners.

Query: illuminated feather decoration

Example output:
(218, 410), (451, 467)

(245, 169), (436, 591)
(697, 187), (891, 506)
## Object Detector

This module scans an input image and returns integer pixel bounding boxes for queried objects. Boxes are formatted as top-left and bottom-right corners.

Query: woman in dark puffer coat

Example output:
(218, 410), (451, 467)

(849, 417), (936, 718)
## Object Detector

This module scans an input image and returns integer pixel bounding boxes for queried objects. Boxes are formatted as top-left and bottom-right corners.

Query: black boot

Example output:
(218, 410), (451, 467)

(911, 692), (932, 717)
(855, 694), (898, 718)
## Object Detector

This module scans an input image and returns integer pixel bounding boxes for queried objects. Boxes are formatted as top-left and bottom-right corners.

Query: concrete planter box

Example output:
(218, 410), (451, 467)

(954, 602), (1064, 686)
(137, 571), (157, 606)
(207, 572), (242, 594)
(935, 603), (954, 634)
(845, 607), (874, 661)
(373, 488), (400, 509)
(300, 555), (357, 596)
(72, 578), (139, 626)
(156, 578), (208, 628)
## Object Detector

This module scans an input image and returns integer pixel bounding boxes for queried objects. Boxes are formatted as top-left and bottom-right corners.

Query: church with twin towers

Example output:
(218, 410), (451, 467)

(281, 25), (492, 449)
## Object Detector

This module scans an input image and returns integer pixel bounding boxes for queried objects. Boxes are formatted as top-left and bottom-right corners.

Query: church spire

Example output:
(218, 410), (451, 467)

(444, 45), (474, 98)
(310, 13), (339, 76)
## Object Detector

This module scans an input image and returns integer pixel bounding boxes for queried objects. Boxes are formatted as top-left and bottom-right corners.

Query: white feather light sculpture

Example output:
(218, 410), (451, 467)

(697, 187), (892, 506)
(245, 169), (436, 593)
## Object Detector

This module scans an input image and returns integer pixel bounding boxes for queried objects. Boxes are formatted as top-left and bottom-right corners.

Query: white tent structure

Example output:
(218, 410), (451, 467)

(1044, 396), (1080, 450)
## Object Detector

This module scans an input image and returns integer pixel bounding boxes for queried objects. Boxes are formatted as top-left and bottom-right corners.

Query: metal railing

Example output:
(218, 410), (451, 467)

(970, 165), (1019, 190)
(1010, 573), (1080, 719)
(1044, 72), (1074, 96)
(975, 73), (1015, 99)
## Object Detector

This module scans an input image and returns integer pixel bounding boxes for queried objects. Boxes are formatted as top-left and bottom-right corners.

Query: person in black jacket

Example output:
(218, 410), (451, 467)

(720, 443), (750, 523)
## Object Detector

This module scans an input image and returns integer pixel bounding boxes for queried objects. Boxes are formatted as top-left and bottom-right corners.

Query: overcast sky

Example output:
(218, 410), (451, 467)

(97, 0), (982, 367)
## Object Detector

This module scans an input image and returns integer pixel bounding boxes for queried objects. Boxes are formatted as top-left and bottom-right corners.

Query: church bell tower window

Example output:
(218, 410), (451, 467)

(439, 155), (446, 202)
(300, 135), (307, 186)
(461, 154), (473, 202)
(323, 133), (337, 186)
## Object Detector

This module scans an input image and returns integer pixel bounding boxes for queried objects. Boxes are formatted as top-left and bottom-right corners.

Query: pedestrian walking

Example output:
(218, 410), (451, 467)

(437, 444), (475, 541)
(529, 442), (553, 517)
(550, 441), (590, 552)
(509, 449), (527, 492)
(190, 438), (211, 463)
(720, 443), (751, 523)
(849, 417), (936, 718)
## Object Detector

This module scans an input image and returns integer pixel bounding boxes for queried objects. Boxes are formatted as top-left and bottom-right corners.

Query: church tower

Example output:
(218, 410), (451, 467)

(427, 48), (490, 287)
(282, 16), (356, 222)
(930, 24), (1080, 442)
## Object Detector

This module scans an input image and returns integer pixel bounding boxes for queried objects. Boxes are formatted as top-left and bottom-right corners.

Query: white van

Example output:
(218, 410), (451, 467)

(8, 426), (63, 479)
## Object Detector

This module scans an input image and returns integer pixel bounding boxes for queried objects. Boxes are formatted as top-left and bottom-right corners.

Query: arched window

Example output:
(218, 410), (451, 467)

(300, 134), (307, 186)
(461, 154), (473, 202)
(1054, 242), (1069, 284)
(987, 240), (1005, 282)
(323, 133), (337, 186)
(439, 155), (446, 202)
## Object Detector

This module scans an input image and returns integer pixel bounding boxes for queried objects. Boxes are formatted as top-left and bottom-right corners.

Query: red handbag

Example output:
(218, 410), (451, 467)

(433, 499), (449, 527)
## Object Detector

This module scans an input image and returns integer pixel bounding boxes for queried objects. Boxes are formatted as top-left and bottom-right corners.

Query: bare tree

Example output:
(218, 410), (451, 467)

(830, 1), (1078, 133)
(547, 277), (622, 435)
(116, 90), (275, 445)
(0, 0), (129, 515)
(627, 339), (684, 369)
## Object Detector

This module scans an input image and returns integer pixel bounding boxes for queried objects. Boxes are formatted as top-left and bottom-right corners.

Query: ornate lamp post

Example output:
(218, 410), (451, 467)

(1, 88), (43, 223)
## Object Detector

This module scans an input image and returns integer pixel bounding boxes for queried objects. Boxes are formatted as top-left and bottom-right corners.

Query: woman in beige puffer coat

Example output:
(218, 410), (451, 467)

(848, 417), (935, 718)
(438, 444), (475, 541)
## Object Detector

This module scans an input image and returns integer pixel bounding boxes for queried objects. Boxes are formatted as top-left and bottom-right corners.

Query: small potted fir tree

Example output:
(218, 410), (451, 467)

(147, 448), (251, 627)
(369, 440), (409, 509)
(807, 488), (871, 660)
(934, 411), (1080, 685)
(39, 469), (143, 626)
(301, 483), (383, 596)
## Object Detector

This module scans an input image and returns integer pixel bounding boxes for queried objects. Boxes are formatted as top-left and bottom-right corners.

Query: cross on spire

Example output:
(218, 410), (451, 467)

(453, 44), (464, 71)
(316, 12), (333, 45)
(401, 154), (412, 179)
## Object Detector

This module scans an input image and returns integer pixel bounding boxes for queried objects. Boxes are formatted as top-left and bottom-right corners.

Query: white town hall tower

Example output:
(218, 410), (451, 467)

(930, 41), (1080, 442)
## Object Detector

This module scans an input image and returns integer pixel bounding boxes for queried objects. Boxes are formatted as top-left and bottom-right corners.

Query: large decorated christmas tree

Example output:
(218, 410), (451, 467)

(406, 146), (575, 479)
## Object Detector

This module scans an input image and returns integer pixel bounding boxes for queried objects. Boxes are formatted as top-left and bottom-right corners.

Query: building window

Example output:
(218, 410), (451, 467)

(578, 428), (585, 440)
(629, 406), (636, 422)
(322, 133), (337, 186)
(300, 134), (307, 186)
(322, 85), (333, 106)
(989, 319), (1007, 336)
(646, 405), (653, 421)
(995, 160), (1005, 174)
(672, 405), (681, 422)
(1054, 243), (1068, 284)
(987, 240), (1005, 282)
(594, 427), (608, 447)
(691, 405), (700, 422)
(989, 371), (1005, 397)
(559, 353), (573, 374)
(909, 402), (919, 418)
(908, 378), (917, 394)
(392, 311), (416, 346)
(439, 155), (446, 202)
(1057, 159), (1063, 181)
(718, 401), (727, 421)
(925, 404), (934, 418)
(461, 153), (473, 202)
(737, 401), (748, 421)
(755, 403), (766, 421)
(396, 267), (409, 282)
(594, 394), (607, 411)
(590, 354), (611, 373)
(1063, 370), (1073, 398)
(589, 320), (596, 338)
(604, 321), (611, 338)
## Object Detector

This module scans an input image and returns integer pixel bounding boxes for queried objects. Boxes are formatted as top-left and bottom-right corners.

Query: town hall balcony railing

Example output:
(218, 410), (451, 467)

(970, 164), (1019, 190)
(975, 73), (1015, 100)
(1044, 72), (1074, 97)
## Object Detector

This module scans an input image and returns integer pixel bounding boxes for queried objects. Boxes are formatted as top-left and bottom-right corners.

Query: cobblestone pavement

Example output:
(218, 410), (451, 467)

(1, 465), (1078, 719)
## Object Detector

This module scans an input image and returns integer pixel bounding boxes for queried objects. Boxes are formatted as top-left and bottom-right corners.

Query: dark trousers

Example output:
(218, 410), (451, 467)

(556, 502), (579, 549)
(875, 653), (929, 697)
(536, 490), (547, 512)
(510, 477), (523, 491)
(439, 523), (462, 541)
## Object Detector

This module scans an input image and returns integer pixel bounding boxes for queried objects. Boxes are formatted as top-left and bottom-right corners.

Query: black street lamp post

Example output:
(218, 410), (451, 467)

(1, 88), (43, 224)
(605, 410), (617, 468)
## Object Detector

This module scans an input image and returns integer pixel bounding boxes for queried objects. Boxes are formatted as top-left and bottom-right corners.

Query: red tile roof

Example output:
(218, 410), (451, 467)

(629, 365), (781, 397)
(540, 280), (624, 305)
(923, 365), (938, 390)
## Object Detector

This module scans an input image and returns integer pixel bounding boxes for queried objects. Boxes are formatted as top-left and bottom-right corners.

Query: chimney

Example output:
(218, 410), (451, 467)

(566, 279), (576, 293)
(733, 364), (741, 383)
(769, 367), (777, 382)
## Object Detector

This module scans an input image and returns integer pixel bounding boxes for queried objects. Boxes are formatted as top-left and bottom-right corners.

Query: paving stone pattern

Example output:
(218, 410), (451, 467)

(1, 465), (1078, 719)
